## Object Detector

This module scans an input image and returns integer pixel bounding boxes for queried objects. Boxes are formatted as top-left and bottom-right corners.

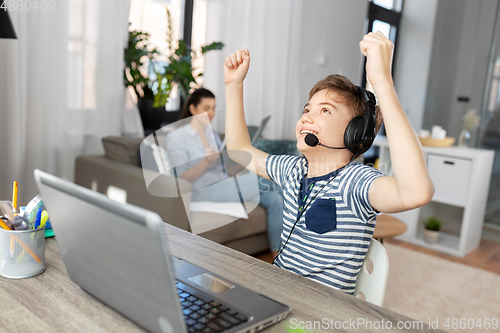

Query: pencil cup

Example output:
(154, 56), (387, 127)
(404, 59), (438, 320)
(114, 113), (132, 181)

(0, 226), (46, 279)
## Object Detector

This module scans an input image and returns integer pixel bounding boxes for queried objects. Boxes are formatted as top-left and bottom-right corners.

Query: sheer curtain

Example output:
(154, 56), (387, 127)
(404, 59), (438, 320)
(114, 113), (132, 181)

(0, 0), (132, 205)
(203, 0), (304, 140)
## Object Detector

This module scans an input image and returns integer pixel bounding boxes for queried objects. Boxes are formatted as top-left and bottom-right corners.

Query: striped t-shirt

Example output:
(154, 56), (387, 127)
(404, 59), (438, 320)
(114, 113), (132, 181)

(266, 155), (384, 294)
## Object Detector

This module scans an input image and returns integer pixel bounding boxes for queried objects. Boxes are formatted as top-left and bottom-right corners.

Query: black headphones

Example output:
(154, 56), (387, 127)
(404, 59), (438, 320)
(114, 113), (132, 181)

(343, 86), (377, 155)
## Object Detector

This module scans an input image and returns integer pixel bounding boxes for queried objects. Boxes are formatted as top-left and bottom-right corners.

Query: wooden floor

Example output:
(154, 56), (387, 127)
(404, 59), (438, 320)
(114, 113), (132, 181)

(383, 237), (500, 275)
(254, 232), (500, 275)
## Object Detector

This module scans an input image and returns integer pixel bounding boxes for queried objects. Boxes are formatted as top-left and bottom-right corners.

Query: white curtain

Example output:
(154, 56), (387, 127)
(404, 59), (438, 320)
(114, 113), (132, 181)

(0, 0), (133, 205)
(203, 0), (304, 140)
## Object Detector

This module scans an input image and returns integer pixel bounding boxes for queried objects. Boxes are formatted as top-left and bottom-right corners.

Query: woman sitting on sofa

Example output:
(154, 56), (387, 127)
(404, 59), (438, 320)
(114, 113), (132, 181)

(166, 88), (283, 256)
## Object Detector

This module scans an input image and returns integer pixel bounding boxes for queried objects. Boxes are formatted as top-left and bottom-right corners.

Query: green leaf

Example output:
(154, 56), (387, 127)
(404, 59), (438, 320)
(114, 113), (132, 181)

(424, 217), (441, 231)
(201, 42), (224, 54)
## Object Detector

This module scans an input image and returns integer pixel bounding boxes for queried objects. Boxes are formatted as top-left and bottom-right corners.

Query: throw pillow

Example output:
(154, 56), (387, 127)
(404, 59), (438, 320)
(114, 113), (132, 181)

(102, 136), (143, 166)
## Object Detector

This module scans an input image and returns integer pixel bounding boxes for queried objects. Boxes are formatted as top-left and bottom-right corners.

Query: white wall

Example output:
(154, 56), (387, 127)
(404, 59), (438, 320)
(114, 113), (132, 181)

(393, 0), (439, 132)
(423, 0), (498, 143)
(203, 0), (368, 140)
(298, 0), (368, 101)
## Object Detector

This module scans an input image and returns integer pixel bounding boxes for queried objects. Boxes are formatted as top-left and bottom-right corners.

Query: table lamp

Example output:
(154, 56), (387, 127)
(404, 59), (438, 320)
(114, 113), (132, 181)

(0, 10), (17, 39)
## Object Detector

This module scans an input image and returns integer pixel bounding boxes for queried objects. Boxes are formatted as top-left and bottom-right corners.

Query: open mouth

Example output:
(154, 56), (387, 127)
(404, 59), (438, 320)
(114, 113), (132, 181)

(299, 129), (318, 136)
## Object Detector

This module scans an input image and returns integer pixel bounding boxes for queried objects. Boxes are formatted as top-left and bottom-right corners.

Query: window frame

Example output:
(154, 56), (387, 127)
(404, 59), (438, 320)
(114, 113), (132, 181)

(362, 0), (404, 88)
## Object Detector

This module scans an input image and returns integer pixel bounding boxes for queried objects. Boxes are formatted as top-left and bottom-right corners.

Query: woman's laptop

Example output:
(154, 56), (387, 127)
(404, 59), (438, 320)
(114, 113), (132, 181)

(34, 170), (290, 333)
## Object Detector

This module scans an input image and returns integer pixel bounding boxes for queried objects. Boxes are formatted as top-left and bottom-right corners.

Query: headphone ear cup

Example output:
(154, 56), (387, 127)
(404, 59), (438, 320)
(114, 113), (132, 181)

(344, 116), (365, 154)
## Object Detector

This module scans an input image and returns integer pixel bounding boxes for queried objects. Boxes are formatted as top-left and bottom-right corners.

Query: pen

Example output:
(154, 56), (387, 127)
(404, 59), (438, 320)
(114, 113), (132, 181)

(34, 209), (42, 230)
(12, 181), (18, 211)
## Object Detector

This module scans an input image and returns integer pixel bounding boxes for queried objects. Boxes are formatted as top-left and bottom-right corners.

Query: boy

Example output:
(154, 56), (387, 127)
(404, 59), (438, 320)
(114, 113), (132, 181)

(223, 32), (434, 294)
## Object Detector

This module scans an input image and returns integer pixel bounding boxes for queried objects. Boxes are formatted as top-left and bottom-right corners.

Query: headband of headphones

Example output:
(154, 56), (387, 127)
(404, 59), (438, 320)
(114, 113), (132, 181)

(356, 86), (377, 140)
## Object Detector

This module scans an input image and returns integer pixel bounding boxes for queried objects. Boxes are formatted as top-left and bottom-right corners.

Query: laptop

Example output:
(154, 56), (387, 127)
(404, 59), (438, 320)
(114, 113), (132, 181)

(219, 115), (271, 151)
(34, 170), (291, 333)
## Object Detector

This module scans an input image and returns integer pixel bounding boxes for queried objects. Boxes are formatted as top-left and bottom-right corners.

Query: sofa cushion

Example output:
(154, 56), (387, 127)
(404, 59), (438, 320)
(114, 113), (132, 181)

(102, 136), (143, 166)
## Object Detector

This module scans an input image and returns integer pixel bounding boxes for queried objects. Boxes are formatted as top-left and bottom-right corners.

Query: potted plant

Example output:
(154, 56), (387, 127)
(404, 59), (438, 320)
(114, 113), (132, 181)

(423, 217), (441, 244)
(124, 7), (223, 131)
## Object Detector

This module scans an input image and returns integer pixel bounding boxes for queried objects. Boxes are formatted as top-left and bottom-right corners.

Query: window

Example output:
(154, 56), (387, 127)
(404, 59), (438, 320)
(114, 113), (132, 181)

(68, 0), (98, 109)
(127, 0), (208, 109)
(362, 0), (403, 158)
(362, 0), (403, 90)
(373, 0), (403, 12)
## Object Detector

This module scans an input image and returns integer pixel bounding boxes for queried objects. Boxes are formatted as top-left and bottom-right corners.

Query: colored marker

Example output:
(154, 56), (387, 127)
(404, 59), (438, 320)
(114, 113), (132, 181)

(34, 209), (42, 230)
(12, 181), (18, 211)
(40, 210), (49, 229)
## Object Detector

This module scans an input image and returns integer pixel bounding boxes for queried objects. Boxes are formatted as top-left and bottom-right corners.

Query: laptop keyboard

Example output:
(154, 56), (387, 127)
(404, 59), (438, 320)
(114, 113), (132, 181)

(176, 281), (249, 333)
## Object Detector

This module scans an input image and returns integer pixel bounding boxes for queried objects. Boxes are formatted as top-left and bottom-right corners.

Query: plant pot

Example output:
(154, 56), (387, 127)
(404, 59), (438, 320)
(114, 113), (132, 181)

(163, 110), (182, 124)
(423, 229), (440, 244)
(137, 98), (166, 131)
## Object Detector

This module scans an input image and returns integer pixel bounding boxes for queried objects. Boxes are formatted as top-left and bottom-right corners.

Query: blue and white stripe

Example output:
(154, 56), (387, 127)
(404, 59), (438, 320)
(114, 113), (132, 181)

(266, 155), (384, 294)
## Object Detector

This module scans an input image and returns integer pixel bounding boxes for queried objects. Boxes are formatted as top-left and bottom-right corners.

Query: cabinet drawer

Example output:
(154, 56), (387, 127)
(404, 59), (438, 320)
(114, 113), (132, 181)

(427, 154), (472, 206)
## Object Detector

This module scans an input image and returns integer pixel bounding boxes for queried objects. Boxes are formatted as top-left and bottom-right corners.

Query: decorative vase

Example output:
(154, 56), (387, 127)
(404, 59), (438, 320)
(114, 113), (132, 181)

(137, 98), (166, 132)
(457, 129), (471, 147)
(423, 229), (440, 244)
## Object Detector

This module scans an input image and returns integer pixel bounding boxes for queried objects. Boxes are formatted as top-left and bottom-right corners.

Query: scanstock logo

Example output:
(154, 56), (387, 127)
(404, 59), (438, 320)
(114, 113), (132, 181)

(140, 113), (259, 234)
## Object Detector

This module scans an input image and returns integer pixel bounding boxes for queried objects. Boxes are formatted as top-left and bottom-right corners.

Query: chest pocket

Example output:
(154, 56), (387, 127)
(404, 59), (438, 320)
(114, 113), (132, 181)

(305, 198), (337, 234)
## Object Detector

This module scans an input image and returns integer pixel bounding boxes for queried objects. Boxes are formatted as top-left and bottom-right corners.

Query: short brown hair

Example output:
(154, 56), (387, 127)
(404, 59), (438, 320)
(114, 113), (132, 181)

(309, 74), (383, 135)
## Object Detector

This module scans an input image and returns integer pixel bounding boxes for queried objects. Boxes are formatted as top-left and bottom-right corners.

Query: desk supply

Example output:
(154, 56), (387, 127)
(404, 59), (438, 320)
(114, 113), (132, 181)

(34, 209), (42, 229)
(0, 201), (28, 230)
(0, 201), (16, 222)
(40, 210), (48, 229)
(0, 217), (12, 230)
(0, 225), (45, 278)
(12, 181), (18, 211)
(10, 215), (28, 230)
(23, 194), (43, 229)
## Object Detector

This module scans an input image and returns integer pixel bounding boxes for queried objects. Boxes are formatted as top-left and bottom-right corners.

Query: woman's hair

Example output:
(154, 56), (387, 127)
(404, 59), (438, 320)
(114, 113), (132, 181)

(180, 88), (216, 120)
(309, 74), (383, 135)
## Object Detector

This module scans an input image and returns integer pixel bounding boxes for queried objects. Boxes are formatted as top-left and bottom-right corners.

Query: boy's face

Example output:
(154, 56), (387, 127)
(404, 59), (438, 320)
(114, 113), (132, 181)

(296, 89), (354, 153)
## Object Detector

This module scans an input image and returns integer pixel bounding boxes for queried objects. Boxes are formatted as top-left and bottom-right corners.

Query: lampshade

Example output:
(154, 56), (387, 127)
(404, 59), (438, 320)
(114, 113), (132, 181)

(0, 10), (17, 39)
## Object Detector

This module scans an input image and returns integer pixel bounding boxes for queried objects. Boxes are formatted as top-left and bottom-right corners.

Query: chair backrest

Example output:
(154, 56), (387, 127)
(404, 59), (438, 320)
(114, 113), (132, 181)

(354, 239), (389, 306)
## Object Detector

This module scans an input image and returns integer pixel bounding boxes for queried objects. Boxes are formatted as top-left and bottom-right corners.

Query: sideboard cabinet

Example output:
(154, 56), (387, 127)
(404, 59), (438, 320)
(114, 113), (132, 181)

(372, 136), (494, 257)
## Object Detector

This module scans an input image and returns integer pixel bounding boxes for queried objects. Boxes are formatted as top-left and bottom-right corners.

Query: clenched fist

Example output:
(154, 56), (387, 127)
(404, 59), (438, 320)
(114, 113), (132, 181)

(224, 49), (251, 85)
(359, 31), (394, 88)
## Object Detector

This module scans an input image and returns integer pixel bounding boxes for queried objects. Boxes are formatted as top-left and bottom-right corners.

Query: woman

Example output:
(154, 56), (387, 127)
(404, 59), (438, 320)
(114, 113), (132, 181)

(166, 88), (283, 255)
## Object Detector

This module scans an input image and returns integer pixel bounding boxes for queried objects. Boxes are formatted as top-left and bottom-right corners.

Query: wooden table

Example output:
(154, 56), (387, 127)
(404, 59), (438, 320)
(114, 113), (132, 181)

(0, 223), (442, 333)
(374, 214), (408, 243)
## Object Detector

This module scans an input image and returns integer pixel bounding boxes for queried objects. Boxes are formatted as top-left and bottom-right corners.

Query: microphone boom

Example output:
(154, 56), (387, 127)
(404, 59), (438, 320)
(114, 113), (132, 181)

(304, 133), (346, 150)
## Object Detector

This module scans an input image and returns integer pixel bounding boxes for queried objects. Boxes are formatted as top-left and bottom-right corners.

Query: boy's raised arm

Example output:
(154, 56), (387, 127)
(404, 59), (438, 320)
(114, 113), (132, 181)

(224, 49), (271, 180)
(361, 32), (434, 213)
